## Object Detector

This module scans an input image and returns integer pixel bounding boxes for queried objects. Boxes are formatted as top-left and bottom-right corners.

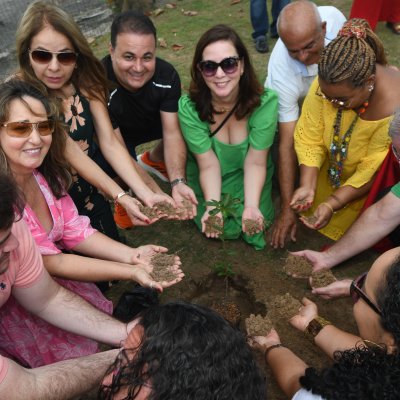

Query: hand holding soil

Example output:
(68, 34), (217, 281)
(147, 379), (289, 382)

(300, 214), (319, 227)
(310, 269), (336, 288)
(243, 219), (264, 236)
(204, 214), (223, 237)
(245, 314), (273, 336)
(270, 293), (303, 321)
(150, 253), (184, 287)
(283, 254), (313, 278)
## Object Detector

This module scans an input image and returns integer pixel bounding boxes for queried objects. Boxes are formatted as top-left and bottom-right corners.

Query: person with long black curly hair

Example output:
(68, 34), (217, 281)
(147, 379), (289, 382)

(99, 301), (266, 399)
(249, 247), (400, 399)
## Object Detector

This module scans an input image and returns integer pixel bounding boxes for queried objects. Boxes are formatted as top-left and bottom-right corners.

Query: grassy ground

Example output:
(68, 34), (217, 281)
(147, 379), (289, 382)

(92, 2), (399, 399)
(93, 0), (400, 88)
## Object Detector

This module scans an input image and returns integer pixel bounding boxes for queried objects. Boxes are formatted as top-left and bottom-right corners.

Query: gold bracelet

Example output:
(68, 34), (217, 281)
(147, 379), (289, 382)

(320, 202), (334, 214)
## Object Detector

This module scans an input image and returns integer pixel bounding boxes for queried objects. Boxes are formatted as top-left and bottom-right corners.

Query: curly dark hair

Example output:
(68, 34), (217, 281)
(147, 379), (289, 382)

(189, 24), (263, 123)
(299, 259), (400, 399)
(0, 172), (25, 230)
(99, 301), (266, 400)
(0, 79), (71, 198)
(300, 345), (400, 399)
(376, 258), (400, 348)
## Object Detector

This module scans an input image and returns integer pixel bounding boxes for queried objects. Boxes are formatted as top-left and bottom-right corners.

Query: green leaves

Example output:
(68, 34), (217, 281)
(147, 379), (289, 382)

(205, 193), (241, 220)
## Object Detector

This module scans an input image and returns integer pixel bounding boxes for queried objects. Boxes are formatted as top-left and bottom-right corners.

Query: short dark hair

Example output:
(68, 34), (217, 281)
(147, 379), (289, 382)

(189, 24), (263, 123)
(0, 173), (25, 230)
(99, 301), (266, 399)
(110, 11), (157, 48)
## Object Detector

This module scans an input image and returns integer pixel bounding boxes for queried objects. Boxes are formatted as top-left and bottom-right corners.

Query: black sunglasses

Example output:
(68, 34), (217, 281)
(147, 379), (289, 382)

(350, 272), (382, 316)
(29, 49), (78, 66)
(198, 56), (240, 77)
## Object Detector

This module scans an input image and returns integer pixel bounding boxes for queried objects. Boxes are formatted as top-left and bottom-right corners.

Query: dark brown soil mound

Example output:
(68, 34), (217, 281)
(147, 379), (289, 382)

(302, 215), (318, 225)
(283, 254), (313, 277)
(243, 219), (263, 236)
(211, 299), (241, 326)
(139, 204), (159, 219)
(154, 201), (178, 217)
(311, 269), (336, 288)
(270, 293), (302, 321)
(150, 253), (179, 282)
(245, 314), (273, 336)
(204, 215), (223, 235)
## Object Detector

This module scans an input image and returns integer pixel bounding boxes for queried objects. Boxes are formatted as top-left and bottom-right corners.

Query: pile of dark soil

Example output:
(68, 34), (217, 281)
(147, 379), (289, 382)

(211, 299), (241, 326)
(150, 253), (179, 282)
(283, 254), (313, 277)
(243, 219), (263, 236)
(204, 215), (223, 235)
(311, 270), (336, 288)
(245, 314), (273, 336)
(270, 293), (302, 321)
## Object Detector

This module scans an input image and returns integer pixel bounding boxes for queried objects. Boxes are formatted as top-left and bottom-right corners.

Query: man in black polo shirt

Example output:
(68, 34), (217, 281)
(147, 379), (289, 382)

(103, 11), (197, 222)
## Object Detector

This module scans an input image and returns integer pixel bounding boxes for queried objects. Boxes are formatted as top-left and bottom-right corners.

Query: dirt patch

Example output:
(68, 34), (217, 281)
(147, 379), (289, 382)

(139, 204), (160, 219)
(243, 219), (263, 236)
(246, 314), (273, 336)
(311, 270), (336, 288)
(211, 299), (241, 326)
(204, 215), (223, 235)
(270, 293), (302, 321)
(283, 254), (313, 277)
(150, 253), (179, 282)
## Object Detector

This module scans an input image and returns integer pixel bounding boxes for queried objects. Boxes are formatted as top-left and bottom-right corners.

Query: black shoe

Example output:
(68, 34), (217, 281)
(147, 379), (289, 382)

(255, 36), (269, 53)
(270, 33), (279, 39)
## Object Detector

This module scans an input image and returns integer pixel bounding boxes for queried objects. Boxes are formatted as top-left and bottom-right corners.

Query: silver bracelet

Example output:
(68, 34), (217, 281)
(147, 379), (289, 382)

(114, 191), (129, 205)
(170, 177), (187, 188)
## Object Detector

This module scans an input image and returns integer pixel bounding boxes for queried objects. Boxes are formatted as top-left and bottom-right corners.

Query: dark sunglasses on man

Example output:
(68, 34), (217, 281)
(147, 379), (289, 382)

(29, 49), (78, 66)
(350, 272), (382, 315)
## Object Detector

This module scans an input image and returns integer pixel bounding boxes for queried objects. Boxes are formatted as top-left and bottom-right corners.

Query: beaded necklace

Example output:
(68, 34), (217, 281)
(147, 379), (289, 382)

(328, 101), (369, 188)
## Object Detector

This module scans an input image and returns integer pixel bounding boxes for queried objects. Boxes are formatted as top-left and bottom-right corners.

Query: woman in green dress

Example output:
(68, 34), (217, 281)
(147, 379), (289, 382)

(178, 25), (278, 250)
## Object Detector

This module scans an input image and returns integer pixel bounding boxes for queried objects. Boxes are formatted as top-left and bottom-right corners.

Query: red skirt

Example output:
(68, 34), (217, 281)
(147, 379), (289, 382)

(349, 0), (400, 30)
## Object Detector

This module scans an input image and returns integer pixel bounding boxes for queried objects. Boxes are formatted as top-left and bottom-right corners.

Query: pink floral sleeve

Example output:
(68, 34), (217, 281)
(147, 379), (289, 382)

(23, 171), (97, 255)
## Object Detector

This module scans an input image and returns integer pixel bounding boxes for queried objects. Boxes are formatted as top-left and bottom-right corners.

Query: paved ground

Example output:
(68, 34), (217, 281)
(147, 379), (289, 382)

(0, 0), (113, 79)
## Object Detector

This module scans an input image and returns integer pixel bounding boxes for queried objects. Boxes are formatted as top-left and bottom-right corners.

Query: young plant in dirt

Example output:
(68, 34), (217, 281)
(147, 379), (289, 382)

(212, 261), (235, 298)
(205, 193), (240, 239)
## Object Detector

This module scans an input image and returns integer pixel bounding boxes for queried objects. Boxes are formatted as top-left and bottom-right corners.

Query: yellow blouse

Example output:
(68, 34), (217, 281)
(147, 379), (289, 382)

(294, 78), (392, 240)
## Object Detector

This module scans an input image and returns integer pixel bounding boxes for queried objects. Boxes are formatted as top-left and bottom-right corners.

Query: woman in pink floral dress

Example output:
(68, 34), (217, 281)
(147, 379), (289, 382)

(0, 80), (183, 367)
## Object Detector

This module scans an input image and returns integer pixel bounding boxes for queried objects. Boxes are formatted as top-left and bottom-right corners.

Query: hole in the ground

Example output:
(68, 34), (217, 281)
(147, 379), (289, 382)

(187, 272), (266, 331)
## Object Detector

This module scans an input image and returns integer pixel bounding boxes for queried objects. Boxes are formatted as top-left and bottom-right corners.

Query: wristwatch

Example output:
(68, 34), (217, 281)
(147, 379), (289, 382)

(170, 177), (187, 188)
(306, 316), (332, 340)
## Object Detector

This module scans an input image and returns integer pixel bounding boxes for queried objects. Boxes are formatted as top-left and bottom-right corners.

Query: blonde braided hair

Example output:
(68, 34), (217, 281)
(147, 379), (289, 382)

(319, 18), (387, 87)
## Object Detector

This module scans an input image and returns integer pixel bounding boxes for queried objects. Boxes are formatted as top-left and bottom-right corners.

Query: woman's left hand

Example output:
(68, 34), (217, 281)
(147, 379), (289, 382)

(300, 202), (334, 230)
(242, 206), (264, 234)
(289, 298), (318, 332)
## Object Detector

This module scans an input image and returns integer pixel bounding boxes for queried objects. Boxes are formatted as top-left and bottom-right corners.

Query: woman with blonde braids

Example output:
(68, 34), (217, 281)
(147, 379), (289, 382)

(290, 18), (400, 241)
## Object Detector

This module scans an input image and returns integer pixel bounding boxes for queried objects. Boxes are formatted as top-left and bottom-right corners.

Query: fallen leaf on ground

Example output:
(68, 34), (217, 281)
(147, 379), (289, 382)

(153, 8), (164, 17)
(166, 3), (176, 8)
(172, 43), (184, 51)
(231, 0), (241, 4)
(158, 38), (168, 48)
(183, 10), (198, 16)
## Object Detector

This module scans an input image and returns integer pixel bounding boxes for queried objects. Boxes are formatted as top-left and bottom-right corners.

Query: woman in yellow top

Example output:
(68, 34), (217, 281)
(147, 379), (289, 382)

(290, 19), (400, 241)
